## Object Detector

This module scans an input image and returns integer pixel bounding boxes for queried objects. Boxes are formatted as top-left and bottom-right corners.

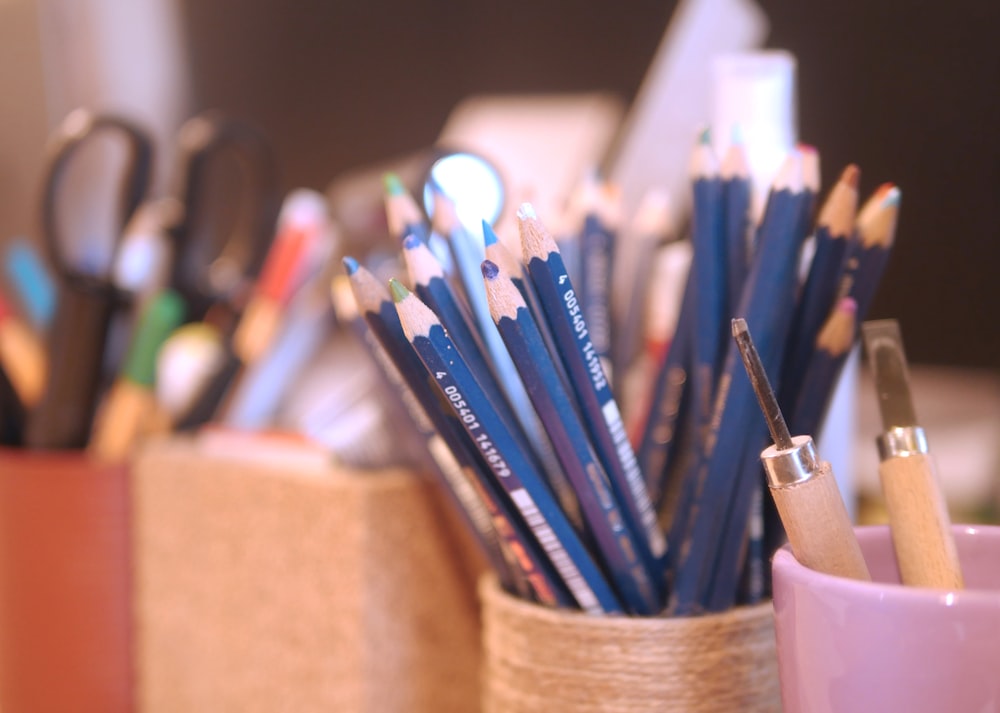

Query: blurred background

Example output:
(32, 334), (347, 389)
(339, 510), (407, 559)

(1, 0), (998, 367)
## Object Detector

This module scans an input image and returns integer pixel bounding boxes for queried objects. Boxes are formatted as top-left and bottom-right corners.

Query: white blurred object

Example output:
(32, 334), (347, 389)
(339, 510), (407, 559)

(710, 51), (798, 222)
(36, 0), (191, 267)
(607, 0), (768, 227)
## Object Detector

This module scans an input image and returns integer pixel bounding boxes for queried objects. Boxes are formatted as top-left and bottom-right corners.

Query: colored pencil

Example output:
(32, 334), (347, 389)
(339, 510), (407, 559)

(577, 175), (621, 386)
(518, 203), (668, 576)
(720, 138), (752, 318)
(392, 278), (623, 614)
(482, 257), (663, 614)
(342, 257), (540, 599)
(383, 172), (453, 275)
(614, 187), (673, 393)
(688, 129), (729, 444)
(400, 233), (578, 522)
(669, 149), (812, 614)
(788, 184), (901, 439)
(780, 165), (860, 413)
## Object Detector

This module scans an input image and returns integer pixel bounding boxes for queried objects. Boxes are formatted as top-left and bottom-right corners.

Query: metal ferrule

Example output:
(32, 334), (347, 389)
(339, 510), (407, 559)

(877, 425), (929, 460)
(761, 434), (819, 488)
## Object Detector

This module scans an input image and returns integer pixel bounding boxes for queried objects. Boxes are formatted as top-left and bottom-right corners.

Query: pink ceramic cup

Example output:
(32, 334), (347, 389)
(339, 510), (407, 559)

(772, 524), (1000, 713)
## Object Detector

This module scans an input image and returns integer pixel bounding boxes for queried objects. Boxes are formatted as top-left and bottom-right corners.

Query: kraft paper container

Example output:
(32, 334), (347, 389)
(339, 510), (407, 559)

(479, 575), (781, 713)
(0, 449), (133, 713)
(132, 436), (483, 713)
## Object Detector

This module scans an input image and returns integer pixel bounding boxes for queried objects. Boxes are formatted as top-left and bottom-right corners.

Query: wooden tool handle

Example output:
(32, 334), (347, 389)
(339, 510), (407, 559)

(879, 452), (964, 589)
(769, 461), (871, 581)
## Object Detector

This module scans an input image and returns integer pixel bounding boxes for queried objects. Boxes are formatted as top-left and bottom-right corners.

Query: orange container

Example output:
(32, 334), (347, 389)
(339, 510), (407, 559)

(0, 450), (133, 713)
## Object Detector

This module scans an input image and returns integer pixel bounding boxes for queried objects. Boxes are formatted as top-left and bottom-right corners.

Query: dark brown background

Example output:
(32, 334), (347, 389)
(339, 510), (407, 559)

(179, 0), (1000, 368)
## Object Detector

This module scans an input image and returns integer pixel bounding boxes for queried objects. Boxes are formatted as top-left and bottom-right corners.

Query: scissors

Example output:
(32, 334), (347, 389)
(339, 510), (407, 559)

(25, 108), (279, 448)
(166, 110), (280, 325)
(25, 109), (153, 448)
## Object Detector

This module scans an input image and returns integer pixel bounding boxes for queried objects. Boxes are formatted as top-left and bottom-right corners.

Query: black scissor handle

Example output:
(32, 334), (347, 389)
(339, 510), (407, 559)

(40, 108), (154, 290)
(167, 111), (280, 320)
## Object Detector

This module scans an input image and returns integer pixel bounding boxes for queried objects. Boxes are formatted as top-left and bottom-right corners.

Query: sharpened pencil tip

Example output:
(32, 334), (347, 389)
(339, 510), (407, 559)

(482, 220), (499, 246)
(342, 256), (359, 275)
(698, 126), (712, 145)
(402, 233), (421, 250)
(882, 185), (901, 207)
(481, 259), (499, 280)
(516, 202), (536, 220)
(383, 172), (405, 196)
(388, 278), (409, 303)
(842, 164), (860, 189)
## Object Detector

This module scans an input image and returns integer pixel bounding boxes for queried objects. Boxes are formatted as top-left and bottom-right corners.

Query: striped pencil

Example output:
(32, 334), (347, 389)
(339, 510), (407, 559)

(402, 233), (579, 523)
(669, 149), (813, 614)
(392, 278), (624, 614)
(344, 257), (560, 604)
(483, 257), (663, 614)
(518, 203), (668, 578)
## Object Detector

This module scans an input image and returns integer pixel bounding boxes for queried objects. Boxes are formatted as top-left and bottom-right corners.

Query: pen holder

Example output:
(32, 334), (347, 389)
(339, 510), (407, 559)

(0, 449), (133, 713)
(478, 576), (781, 712)
(772, 524), (1000, 712)
(132, 436), (483, 713)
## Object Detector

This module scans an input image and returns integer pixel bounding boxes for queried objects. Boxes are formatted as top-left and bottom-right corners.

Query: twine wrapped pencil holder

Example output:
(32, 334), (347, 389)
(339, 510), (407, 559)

(479, 576), (781, 713)
(132, 436), (484, 713)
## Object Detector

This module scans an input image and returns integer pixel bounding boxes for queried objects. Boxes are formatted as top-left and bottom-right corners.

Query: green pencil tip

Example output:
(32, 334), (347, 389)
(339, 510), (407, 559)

(698, 126), (712, 145)
(383, 172), (405, 196)
(482, 220), (499, 247)
(389, 278), (409, 303)
(342, 256), (359, 275)
(883, 186), (901, 207)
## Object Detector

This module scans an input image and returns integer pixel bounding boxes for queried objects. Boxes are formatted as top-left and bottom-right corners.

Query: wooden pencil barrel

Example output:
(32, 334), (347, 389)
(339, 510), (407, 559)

(0, 449), (133, 713)
(479, 576), (780, 713)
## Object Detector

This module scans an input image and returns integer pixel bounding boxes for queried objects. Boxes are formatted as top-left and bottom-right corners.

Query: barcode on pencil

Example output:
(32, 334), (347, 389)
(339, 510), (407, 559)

(509, 487), (601, 613)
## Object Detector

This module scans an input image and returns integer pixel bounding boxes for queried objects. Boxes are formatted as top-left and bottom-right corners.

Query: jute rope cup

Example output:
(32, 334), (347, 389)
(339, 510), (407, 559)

(479, 576), (781, 713)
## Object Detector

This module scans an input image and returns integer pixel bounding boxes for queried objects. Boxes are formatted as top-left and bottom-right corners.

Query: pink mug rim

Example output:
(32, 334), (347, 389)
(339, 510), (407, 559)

(772, 524), (1000, 608)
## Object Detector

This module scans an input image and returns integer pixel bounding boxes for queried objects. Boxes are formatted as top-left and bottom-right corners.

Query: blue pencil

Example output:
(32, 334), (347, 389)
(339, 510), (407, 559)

(789, 183), (901, 439)
(345, 258), (567, 605)
(482, 257), (663, 614)
(577, 176), (620, 386)
(688, 129), (729, 446)
(720, 140), (752, 319)
(779, 165), (860, 413)
(402, 233), (581, 526)
(635, 267), (695, 511)
(669, 150), (812, 614)
(392, 278), (624, 614)
(518, 203), (668, 578)
(383, 172), (453, 275)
